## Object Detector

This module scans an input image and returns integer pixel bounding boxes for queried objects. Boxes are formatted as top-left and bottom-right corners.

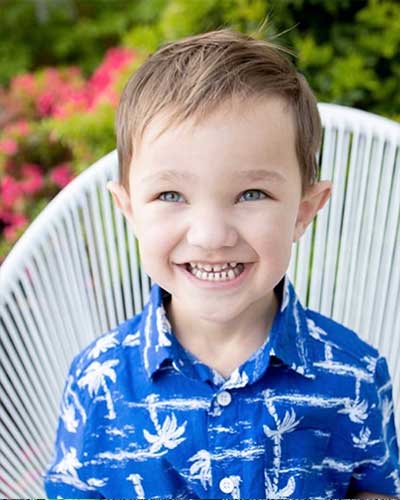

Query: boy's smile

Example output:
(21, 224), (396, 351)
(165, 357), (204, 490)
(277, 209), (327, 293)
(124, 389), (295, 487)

(109, 95), (331, 373)
(176, 261), (252, 290)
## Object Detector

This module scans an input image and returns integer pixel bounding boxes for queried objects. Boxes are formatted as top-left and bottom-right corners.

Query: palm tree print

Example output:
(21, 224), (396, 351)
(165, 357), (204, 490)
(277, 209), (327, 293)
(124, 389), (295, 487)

(61, 376), (87, 432)
(188, 449), (212, 489)
(122, 332), (140, 347)
(228, 475), (241, 499)
(87, 477), (107, 487)
(54, 445), (81, 477)
(77, 359), (119, 419)
(61, 397), (79, 433)
(155, 306), (172, 348)
(224, 368), (249, 389)
(307, 318), (328, 341)
(88, 332), (119, 359)
(381, 396), (394, 445)
(388, 471), (400, 494)
(143, 394), (187, 454)
(381, 396), (393, 427)
(352, 427), (372, 449)
(263, 391), (301, 497)
(362, 355), (377, 374)
(127, 473), (145, 498)
(338, 398), (368, 423)
(264, 471), (295, 498)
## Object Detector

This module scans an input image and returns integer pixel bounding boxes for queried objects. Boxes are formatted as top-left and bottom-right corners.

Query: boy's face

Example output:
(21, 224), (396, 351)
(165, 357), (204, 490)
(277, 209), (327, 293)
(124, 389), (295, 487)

(109, 95), (331, 325)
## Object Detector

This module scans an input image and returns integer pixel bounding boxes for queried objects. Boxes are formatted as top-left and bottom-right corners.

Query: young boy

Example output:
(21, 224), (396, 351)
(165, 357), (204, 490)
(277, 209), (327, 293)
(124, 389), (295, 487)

(43, 29), (400, 498)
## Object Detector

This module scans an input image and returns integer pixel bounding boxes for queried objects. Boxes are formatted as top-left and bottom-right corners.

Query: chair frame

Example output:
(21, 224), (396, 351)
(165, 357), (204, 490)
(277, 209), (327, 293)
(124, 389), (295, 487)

(1, 103), (399, 497)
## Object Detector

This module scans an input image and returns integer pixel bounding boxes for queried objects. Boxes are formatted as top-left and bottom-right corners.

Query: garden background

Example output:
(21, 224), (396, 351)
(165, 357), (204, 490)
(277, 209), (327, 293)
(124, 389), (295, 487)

(1, 0), (399, 262)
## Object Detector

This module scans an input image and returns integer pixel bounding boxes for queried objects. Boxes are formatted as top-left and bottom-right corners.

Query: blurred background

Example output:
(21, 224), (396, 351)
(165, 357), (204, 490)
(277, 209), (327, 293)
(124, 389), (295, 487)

(1, 0), (399, 262)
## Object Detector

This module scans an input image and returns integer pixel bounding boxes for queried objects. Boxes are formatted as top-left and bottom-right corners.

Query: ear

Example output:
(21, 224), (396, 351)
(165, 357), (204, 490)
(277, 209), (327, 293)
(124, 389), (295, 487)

(293, 180), (332, 242)
(106, 181), (137, 234)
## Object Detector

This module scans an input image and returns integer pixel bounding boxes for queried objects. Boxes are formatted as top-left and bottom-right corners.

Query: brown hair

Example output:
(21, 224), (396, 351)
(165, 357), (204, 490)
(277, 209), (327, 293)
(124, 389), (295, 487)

(116, 28), (322, 196)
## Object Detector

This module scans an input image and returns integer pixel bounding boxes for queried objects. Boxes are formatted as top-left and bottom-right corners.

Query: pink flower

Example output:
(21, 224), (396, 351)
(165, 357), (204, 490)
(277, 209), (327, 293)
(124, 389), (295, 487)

(11, 74), (35, 95)
(53, 88), (90, 118)
(1, 175), (23, 207)
(0, 138), (18, 155)
(90, 47), (134, 90)
(2, 212), (28, 241)
(11, 67), (87, 119)
(37, 91), (55, 117)
(38, 69), (87, 117)
(20, 164), (44, 194)
(88, 47), (136, 109)
(50, 163), (74, 188)
(7, 120), (30, 136)
(1, 209), (28, 240)
(66, 66), (82, 79)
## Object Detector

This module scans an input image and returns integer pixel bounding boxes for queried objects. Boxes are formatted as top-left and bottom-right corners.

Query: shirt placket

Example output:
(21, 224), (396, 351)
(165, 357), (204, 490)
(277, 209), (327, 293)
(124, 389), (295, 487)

(208, 384), (243, 499)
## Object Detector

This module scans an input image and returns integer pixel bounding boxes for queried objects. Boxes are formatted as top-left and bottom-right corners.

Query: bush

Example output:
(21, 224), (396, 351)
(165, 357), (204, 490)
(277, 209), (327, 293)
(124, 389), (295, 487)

(0, 47), (139, 261)
(124, 0), (400, 120)
(0, 0), (160, 86)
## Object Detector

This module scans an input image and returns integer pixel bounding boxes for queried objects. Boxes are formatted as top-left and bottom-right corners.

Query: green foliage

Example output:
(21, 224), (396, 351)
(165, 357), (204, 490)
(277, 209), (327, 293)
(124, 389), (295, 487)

(123, 25), (164, 54)
(121, 0), (400, 120)
(0, 0), (148, 86)
(41, 102), (116, 174)
(2, 0), (399, 118)
(18, 126), (72, 169)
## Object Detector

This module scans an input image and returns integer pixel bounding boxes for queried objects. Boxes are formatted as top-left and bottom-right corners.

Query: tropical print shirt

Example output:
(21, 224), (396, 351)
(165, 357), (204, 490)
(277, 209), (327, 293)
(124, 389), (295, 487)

(43, 275), (400, 498)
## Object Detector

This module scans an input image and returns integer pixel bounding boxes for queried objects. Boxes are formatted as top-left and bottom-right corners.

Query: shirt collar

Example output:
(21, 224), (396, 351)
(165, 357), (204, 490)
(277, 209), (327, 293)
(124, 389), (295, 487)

(269, 275), (316, 379)
(138, 274), (316, 380)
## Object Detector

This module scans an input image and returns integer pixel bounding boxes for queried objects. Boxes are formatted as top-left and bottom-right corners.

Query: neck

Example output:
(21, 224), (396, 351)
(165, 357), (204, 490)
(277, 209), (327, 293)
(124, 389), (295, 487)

(165, 290), (280, 378)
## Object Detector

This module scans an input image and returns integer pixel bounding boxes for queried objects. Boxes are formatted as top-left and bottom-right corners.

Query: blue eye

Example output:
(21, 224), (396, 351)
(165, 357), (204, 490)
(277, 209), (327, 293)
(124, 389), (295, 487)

(158, 189), (269, 203)
(158, 191), (183, 202)
(239, 189), (268, 201)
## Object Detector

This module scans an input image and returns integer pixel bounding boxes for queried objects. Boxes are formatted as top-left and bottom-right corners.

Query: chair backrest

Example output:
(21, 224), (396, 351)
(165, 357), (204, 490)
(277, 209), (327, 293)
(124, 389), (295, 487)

(1, 103), (399, 497)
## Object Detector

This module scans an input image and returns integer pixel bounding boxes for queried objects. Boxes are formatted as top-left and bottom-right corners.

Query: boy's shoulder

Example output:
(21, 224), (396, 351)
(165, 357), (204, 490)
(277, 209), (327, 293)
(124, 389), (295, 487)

(71, 310), (144, 377)
(304, 306), (381, 372)
(282, 277), (382, 376)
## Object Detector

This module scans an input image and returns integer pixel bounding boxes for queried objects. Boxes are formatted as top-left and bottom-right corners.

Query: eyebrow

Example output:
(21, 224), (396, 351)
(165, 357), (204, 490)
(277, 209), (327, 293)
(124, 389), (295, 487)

(141, 168), (286, 185)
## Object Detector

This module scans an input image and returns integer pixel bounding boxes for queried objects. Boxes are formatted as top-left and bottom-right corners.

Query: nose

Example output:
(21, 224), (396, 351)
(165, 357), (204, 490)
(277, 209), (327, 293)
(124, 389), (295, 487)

(186, 207), (238, 250)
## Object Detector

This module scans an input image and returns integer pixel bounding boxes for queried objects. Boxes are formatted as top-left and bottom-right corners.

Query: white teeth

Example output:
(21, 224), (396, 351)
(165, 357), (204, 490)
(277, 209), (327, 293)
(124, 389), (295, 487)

(188, 262), (238, 272)
(189, 262), (229, 271)
(188, 263), (245, 281)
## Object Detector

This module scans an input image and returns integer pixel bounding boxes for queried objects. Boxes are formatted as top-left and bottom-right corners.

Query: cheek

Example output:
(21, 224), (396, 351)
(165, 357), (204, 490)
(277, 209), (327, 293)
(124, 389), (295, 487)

(136, 233), (172, 281)
(135, 214), (177, 264)
(248, 210), (297, 262)
(247, 207), (297, 240)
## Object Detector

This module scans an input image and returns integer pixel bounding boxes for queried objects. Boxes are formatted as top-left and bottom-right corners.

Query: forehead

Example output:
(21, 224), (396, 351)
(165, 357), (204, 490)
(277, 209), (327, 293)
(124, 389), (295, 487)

(138, 94), (294, 147)
(131, 95), (299, 184)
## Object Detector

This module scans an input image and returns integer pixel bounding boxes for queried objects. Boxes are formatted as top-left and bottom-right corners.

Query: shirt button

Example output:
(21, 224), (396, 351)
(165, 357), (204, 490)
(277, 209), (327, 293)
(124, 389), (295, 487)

(217, 390), (232, 407)
(219, 477), (234, 494)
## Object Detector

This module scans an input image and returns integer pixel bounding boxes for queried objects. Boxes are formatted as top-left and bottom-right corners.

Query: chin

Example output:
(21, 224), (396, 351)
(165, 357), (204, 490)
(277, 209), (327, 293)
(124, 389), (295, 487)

(189, 300), (244, 322)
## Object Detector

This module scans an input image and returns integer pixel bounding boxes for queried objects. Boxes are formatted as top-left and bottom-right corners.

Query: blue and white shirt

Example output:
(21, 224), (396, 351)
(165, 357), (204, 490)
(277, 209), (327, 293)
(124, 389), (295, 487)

(43, 275), (400, 498)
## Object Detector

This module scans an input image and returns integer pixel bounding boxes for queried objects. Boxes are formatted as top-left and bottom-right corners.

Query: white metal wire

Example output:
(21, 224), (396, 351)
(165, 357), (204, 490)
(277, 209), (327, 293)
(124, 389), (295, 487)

(0, 104), (399, 497)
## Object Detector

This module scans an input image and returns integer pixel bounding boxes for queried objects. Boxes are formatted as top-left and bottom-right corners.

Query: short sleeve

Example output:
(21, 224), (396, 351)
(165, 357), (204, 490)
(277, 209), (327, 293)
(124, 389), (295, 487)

(349, 356), (400, 495)
(42, 354), (103, 498)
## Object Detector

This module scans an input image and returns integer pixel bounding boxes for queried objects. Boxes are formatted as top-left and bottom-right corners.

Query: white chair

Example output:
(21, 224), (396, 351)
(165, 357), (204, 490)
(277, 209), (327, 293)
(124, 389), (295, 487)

(0, 103), (399, 498)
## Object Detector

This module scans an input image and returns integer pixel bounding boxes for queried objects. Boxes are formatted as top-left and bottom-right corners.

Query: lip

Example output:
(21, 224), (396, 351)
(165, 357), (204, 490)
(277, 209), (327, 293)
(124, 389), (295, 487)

(176, 262), (253, 290)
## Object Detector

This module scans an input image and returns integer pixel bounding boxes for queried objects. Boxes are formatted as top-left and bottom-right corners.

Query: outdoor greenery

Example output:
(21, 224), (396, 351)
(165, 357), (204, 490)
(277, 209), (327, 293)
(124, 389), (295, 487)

(1, 0), (399, 261)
